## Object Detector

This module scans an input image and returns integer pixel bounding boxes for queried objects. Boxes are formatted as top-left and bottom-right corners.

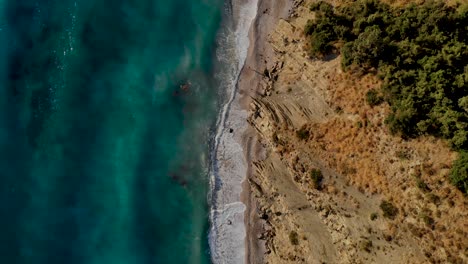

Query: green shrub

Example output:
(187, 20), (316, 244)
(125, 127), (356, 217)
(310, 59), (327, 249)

(341, 42), (354, 69)
(420, 212), (435, 228)
(289, 231), (299, 245)
(296, 126), (310, 140)
(426, 193), (440, 205)
(304, 19), (315, 35)
(310, 169), (324, 189)
(310, 1), (334, 13)
(366, 89), (383, 106)
(415, 177), (430, 192)
(356, 121), (363, 128)
(450, 152), (468, 194)
(309, 31), (334, 56)
(352, 26), (386, 68)
(380, 200), (398, 219)
(370, 212), (378, 221)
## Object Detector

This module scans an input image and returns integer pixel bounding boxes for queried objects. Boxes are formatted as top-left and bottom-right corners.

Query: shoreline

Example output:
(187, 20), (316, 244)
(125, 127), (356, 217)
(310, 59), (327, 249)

(208, 0), (259, 263)
(209, 0), (292, 262)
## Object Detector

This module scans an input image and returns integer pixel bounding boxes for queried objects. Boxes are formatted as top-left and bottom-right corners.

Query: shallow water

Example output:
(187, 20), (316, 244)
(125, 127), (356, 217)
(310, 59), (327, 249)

(0, 0), (224, 263)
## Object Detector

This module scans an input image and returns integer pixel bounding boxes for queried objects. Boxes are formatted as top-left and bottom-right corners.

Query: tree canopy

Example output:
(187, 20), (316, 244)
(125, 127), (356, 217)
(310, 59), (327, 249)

(305, 0), (468, 193)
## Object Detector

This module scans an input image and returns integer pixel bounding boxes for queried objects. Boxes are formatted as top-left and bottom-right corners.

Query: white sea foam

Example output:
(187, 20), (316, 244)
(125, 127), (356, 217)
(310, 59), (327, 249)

(209, 0), (258, 263)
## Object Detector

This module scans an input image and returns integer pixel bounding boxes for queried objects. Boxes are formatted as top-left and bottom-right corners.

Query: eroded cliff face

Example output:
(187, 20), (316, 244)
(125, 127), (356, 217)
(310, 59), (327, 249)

(247, 1), (467, 263)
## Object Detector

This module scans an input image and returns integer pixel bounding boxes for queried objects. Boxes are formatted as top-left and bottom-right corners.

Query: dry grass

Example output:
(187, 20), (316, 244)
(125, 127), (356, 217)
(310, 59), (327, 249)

(280, 69), (467, 262)
(297, 69), (467, 262)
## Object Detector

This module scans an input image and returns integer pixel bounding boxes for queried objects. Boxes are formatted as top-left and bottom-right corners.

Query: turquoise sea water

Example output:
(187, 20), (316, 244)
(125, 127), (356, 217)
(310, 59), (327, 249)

(0, 0), (225, 263)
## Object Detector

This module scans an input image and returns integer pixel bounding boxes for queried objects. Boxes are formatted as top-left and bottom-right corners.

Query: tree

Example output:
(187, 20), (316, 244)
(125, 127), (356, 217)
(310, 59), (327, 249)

(450, 152), (468, 194)
(309, 31), (334, 56)
(352, 26), (385, 68)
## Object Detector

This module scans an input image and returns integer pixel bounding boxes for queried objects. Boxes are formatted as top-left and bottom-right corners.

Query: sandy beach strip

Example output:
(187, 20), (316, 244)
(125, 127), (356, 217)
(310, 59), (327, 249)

(209, 0), (292, 262)
(208, 0), (259, 263)
(236, 0), (294, 263)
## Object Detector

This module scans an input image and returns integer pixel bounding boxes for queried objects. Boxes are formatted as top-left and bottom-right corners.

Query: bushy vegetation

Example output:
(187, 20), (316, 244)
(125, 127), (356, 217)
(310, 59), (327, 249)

(296, 126), (310, 140)
(305, 0), (468, 193)
(416, 177), (430, 192)
(366, 89), (383, 106)
(450, 152), (468, 194)
(420, 211), (435, 228)
(310, 168), (324, 189)
(289, 231), (299, 245)
(380, 200), (398, 219)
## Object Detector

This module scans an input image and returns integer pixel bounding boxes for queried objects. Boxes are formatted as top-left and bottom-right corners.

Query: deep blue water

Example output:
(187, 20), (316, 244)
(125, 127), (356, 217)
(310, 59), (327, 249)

(0, 0), (224, 263)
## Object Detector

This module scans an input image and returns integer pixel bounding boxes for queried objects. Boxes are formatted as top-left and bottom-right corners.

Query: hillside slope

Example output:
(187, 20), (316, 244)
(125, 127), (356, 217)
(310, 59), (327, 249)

(247, 1), (467, 263)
